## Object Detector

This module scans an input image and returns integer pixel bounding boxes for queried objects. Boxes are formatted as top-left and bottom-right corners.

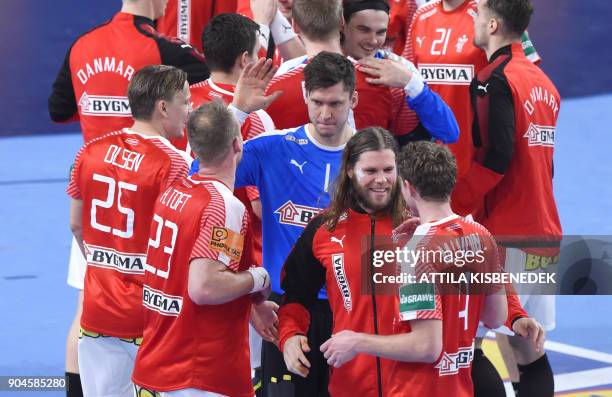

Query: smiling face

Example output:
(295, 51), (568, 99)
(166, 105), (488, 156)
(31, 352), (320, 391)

(348, 149), (398, 212)
(342, 9), (389, 59)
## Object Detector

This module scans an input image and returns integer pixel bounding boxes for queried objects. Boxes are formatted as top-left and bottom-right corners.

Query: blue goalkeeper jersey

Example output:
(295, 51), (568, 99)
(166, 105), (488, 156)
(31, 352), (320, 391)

(234, 125), (346, 298)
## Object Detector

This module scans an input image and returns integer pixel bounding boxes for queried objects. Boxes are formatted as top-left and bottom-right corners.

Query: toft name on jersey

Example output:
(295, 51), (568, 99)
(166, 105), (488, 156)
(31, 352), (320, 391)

(159, 187), (192, 212)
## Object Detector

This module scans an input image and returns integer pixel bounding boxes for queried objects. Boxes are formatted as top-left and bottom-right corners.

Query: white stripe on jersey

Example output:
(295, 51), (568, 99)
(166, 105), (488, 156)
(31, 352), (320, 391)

(122, 128), (193, 164)
(211, 180), (247, 267)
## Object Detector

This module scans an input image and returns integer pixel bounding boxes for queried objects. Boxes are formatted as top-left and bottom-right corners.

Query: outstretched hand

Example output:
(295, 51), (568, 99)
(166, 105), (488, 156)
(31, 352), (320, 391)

(232, 58), (282, 113)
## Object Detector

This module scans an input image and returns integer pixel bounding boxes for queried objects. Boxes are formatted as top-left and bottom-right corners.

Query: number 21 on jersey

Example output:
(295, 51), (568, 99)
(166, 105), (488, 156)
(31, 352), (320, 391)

(431, 28), (452, 55)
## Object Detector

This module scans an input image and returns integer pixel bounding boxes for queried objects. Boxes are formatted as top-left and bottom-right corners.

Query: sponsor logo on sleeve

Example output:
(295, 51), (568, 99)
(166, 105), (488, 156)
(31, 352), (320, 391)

(209, 226), (244, 262)
(332, 254), (352, 312)
(399, 282), (436, 319)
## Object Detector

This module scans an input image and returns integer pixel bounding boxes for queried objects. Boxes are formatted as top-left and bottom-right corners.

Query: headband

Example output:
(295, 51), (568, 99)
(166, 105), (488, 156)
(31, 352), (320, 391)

(343, 0), (391, 20)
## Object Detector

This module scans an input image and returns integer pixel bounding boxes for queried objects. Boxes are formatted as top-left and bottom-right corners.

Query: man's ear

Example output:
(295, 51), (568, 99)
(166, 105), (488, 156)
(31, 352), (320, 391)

(239, 51), (251, 69)
(350, 90), (359, 110)
(291, 18), (301, 35)
(347, 167), (354, 179)
(489, 17), (500, 35)
(232, 135), (243, 154)
(157, 99), (168, 117)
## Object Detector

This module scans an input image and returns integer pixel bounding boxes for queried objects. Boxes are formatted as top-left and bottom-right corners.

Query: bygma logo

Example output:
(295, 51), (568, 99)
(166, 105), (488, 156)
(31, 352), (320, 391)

(332, 254), (352, 312)
(79, 92), (131, 117)
(275, 201), (321, 227)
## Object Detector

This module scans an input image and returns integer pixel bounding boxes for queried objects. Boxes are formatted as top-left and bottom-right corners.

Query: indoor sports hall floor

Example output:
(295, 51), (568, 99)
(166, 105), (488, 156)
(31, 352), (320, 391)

(1, 1), (612, 396)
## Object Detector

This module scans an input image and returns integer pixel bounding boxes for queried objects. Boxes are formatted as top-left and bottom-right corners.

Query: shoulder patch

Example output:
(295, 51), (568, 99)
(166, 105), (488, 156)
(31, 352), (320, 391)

(209, 226), (244, 262)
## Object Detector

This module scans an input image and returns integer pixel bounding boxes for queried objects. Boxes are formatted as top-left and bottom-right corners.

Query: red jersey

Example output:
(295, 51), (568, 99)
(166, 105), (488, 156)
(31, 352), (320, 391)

(49, 12), (208, 143)
(402, 0), (540, 180)
(132, 174), (253, 397)
(189, 78), (276, 265)
(387, 0), (418, 55)
(389, 214), (500, 397)
(66, 129), (190, 337)
(155, 0), (238, 52)
(279, 210), (399, 397)
(264, 57), (414, 139)
(453, 44), (561, 252)
(403, 0), (486, 179)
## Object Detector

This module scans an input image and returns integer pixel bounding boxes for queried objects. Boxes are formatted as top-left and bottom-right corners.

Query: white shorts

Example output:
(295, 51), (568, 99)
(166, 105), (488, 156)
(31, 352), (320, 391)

(477, 247), (557, 337)
(249, 323), (262, 369)
(134, 385), (227, 397)
(78, 331), (140, 397)
(67, 237), (86, 290)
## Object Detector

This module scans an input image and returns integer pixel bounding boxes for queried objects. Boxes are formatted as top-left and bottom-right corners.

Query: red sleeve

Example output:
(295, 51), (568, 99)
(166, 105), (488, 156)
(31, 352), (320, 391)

(191, 193), (249, 272)
(278, 303), (311, 351)
(66, 145), (87, 200)
(401, 2), (419, 62)
(389, 87), (420, 137)
(389, 0), (418, 55)
(504, 284), (528, 329)
(451, 161), (503, 216)
(163, 156), (189, 189)
(246, 186), (260, 202)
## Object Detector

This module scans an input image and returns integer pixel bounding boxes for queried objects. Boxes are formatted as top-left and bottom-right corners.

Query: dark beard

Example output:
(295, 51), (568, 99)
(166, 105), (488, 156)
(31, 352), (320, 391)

(351, 177), (395, 213)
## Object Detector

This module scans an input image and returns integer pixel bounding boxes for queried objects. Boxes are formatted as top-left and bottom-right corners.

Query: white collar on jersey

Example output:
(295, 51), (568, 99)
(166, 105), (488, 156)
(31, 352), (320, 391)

(207, 78), (235, 97)
(304, 124), (355, 152)
(122, 128), (193, 164)
(413, 214), (460, 236)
